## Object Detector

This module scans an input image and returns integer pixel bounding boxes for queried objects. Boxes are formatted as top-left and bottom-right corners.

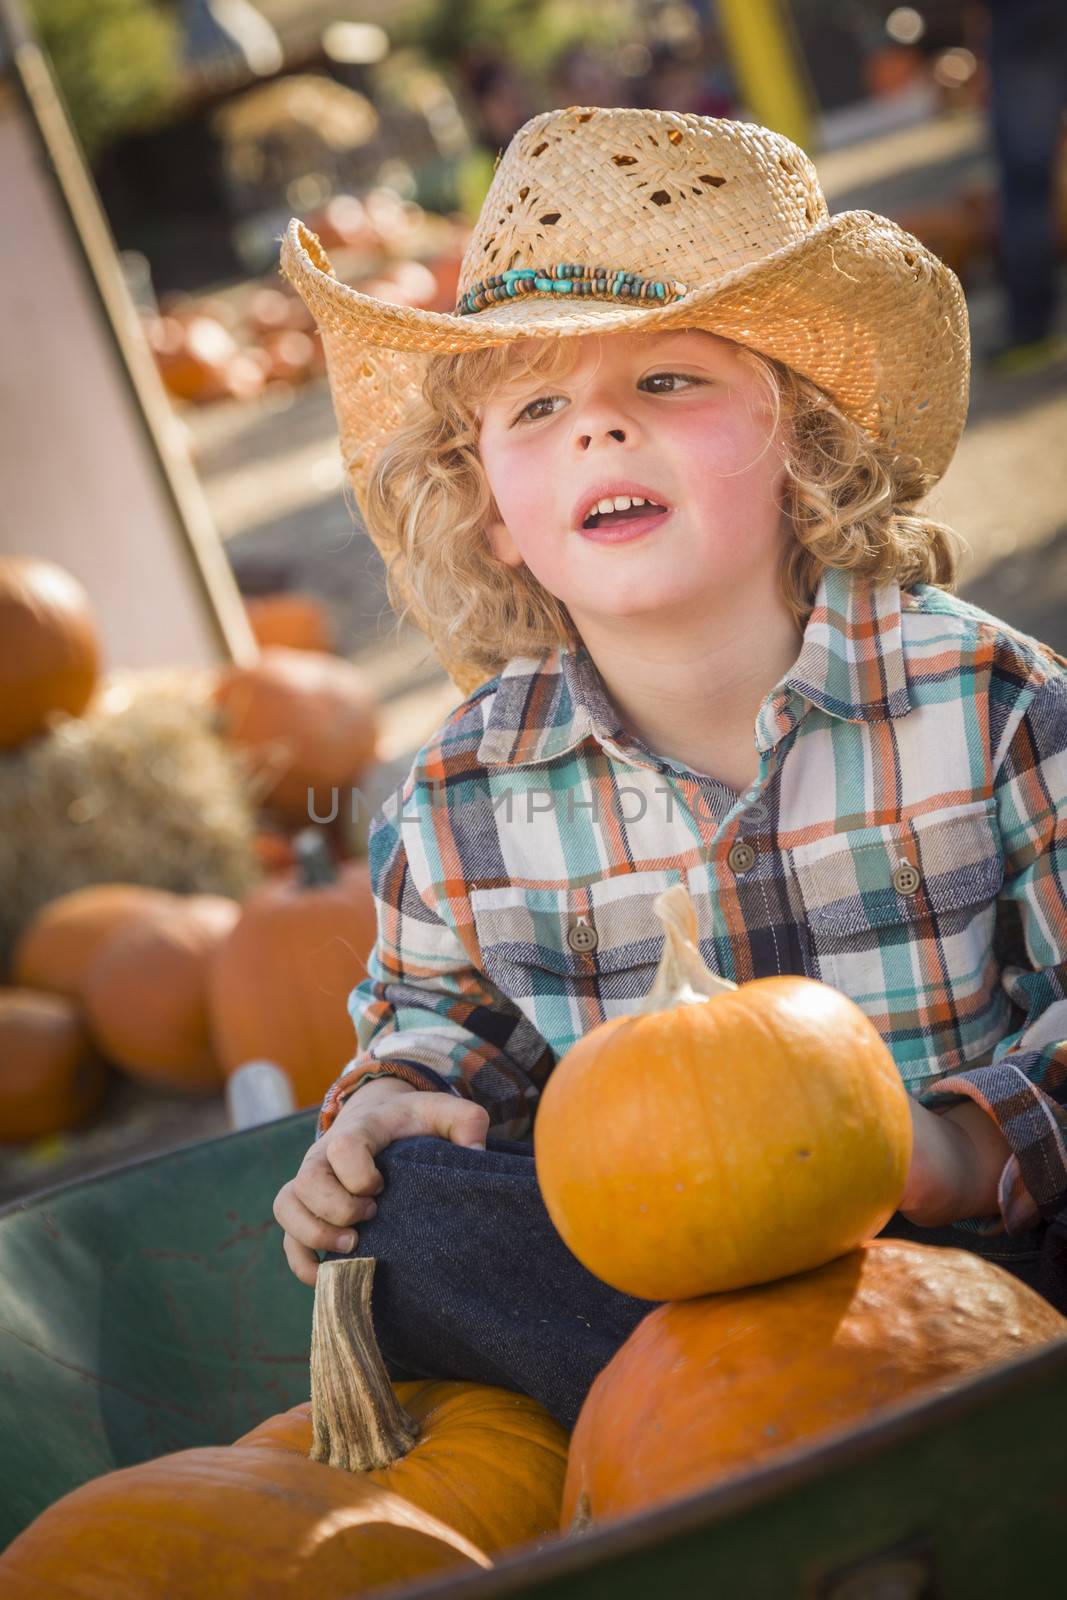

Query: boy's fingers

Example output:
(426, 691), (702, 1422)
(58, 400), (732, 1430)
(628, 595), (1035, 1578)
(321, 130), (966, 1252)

(387, 1091), (491, 1150)
(274, 1176), (375, 1245)
(282, 1230), (323, 1287)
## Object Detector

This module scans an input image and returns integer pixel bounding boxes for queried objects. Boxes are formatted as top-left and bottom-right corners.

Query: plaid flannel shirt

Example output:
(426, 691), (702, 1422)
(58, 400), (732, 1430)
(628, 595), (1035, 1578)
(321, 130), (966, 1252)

(319, 565), (1067, 1235)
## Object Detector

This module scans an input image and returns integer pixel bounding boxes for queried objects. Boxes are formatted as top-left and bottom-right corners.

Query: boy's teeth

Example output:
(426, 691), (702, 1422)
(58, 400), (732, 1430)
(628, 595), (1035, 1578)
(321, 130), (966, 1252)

(594, 495), (650, 515)
(583, 493), (668, 527)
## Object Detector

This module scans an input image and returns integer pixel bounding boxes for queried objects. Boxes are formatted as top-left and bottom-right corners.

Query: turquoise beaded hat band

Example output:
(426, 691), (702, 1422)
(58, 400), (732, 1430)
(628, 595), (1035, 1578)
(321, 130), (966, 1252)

(456, 263), (689, 317)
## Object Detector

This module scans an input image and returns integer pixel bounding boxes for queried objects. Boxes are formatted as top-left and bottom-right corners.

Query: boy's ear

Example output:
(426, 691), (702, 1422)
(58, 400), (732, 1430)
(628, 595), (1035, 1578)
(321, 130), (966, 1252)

(485, 517), (524, 568)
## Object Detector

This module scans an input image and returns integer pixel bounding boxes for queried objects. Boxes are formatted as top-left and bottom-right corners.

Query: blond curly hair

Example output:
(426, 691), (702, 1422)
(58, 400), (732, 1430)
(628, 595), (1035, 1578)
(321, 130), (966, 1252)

(362, 331), (965, 684)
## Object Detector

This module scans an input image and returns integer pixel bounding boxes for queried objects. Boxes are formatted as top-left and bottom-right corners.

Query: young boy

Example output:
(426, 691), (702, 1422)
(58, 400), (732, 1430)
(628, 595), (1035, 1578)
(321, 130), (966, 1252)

(273, 107), (1067, 1431)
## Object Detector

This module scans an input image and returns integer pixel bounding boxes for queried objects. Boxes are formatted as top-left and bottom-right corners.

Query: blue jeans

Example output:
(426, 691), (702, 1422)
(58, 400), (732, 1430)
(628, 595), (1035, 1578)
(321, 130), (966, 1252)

(332, 1134), (1064, 1434)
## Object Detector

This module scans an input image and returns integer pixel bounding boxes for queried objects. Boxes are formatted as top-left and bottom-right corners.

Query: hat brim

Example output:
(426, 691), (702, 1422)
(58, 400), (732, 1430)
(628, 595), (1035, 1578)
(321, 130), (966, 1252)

(282, 208), (969, 487)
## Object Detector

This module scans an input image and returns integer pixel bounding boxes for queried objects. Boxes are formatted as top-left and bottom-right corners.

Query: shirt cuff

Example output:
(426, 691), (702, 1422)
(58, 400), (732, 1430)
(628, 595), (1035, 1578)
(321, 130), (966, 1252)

(922, 1057), (1057, 1234)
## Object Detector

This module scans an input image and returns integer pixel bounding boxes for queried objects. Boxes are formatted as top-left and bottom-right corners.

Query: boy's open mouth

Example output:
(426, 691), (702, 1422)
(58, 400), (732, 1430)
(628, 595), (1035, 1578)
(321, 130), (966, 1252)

(582, 498), (669, 530)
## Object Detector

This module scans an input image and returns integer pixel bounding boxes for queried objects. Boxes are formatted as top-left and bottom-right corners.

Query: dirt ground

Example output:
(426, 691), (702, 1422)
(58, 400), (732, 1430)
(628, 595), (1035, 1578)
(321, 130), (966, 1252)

(4, 106), (1065, 1208)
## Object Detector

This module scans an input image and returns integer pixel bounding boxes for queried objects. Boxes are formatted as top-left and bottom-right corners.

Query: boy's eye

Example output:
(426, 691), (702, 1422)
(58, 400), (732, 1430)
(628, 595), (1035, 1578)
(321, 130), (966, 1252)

(511, 371), (704, 425)
(515, 394), (566, 424)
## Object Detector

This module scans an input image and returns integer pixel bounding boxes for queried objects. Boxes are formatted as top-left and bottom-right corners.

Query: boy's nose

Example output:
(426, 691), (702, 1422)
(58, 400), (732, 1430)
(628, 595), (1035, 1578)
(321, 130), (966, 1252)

(579, 426), (626, 448)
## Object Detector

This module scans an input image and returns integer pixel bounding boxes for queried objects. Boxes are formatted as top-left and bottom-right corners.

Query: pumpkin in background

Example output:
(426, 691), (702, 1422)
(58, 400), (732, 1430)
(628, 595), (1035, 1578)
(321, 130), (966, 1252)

(534, 885), (913, 1300)
(83, 893), (240, 1092)
(0, 1446), (490, 1599)
(244, 593), (335, 654)
(0, 557), (101, 750)
(12, 883), (175, 1000)
(208, 831), (376, 1107)
(0, 989), (108, 1142)
(562, 1239), (1067, 1533)
(210, 646), (378, 824)
(279, 1253), (569, 1556)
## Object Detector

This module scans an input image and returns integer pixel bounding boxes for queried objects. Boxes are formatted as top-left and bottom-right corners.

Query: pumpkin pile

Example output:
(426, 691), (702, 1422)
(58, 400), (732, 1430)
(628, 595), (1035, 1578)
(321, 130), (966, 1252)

(0, 1256), (569, 1597)
(142, 196), (469, 410)
(4, 831), (380, 1133)
(534, 884), (1067, 1530)
(0, 554), (388, 1140)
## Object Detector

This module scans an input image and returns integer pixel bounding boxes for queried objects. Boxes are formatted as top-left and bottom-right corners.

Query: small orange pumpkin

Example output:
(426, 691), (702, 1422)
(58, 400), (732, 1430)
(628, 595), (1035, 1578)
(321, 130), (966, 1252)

(562, 1240), (1067, 1532)
(82, 894), (240, 1092)
(12, 884), (175, 1000)
(0, 557), (100, 749)
(208, 831), (376, 1107)
(210, 647), (377, 824)
(0, 989), (108, 1142)
(534, 884), (913, 1299)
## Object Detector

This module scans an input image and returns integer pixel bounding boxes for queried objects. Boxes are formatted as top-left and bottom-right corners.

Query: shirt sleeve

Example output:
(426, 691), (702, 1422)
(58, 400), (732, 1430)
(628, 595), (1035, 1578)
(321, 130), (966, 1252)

(316, 778), (556, 1141)
(920, 671), (1067, 1233)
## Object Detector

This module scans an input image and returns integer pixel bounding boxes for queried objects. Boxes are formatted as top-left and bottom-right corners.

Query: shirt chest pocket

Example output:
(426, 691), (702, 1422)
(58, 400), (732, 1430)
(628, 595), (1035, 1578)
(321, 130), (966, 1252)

(469, 873), (674, 1053)
(790, 798), (1009, 1080)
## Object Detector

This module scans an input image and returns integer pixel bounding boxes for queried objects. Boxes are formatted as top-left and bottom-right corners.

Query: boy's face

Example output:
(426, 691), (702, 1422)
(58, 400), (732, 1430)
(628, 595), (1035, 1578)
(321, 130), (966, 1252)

(476, 327), (789, 635)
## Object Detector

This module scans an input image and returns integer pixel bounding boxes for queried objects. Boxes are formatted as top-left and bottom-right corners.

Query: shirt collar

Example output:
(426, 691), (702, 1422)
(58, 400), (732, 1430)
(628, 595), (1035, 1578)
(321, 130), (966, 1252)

(476, 565), (914, 770)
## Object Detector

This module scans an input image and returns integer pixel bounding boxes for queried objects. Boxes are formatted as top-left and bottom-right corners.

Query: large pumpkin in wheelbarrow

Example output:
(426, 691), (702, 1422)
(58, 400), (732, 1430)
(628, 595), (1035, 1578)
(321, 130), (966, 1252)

(563, 1239), (1067, 1532)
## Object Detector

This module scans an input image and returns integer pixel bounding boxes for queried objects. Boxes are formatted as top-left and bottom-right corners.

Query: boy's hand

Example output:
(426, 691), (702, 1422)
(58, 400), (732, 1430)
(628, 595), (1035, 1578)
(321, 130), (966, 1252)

(273, 1076), (490, 1285)
(898, 1095), (1013, 1228)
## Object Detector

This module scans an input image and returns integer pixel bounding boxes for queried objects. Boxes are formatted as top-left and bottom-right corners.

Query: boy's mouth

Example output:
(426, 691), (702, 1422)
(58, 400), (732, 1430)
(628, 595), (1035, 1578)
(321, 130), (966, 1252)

(581, 497), (669, 530)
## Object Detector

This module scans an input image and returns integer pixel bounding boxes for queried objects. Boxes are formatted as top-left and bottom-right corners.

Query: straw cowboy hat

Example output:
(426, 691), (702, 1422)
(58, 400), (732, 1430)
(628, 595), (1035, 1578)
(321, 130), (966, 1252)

(280, 105), (970, 695)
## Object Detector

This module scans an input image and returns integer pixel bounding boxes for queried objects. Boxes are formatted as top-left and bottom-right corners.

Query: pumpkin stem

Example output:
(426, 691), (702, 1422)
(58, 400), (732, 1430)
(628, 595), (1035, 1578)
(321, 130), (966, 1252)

(309, 1256), (422, 1471)
(633, 883), (737, 1015)
(294, 827), (338, 887)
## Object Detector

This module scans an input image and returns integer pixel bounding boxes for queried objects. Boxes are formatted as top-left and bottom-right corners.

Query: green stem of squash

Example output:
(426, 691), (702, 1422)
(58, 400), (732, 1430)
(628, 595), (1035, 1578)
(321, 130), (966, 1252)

(309, 1255), (421, 1471)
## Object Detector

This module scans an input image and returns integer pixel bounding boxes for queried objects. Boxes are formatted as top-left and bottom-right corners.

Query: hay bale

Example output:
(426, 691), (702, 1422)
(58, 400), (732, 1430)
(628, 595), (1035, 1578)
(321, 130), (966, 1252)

(0, 668), (263, 979)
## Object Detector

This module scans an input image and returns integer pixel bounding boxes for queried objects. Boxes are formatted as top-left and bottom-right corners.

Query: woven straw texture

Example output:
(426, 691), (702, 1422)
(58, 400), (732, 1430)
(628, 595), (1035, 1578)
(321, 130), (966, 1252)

(279, 105), (970, 695)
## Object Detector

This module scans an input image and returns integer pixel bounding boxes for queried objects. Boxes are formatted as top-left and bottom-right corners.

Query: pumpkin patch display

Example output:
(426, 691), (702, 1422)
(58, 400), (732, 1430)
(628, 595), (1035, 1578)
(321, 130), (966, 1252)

(0, 989), (108, 1142)
(82, 893), (240, 1092)
(208, 830), (376, 1107)
(561, 1239), (1067, 1531)
(12, 883), (175, 1000)
(0, 556), (100, 750)
(210, 646), (378, 824)
(534, 883), (913, 1299)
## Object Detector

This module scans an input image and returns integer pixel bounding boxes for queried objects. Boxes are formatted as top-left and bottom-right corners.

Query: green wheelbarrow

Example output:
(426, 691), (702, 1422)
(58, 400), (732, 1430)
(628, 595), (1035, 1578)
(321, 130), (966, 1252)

(2, 1111), (1067, 1598)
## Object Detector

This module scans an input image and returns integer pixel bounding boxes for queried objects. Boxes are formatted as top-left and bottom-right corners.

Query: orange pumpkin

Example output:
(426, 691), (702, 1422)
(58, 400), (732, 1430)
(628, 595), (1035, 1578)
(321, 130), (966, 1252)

(210, 646), (378, 824)
(208, 832), (376, 1107)
(293, 1253), (568, 1556)
(244, 593), (335, 654)
(0, 989), (108, 1142)
(0, 1447), (490, 1598)
(562, 1239), (1067, 1532)
(0, 557), (100, 749)
(83, 894), (240, 1092)
(534, 885), (913, 1299)
(12, 884), (175, 1000)
(237, 1381), (567, 1555)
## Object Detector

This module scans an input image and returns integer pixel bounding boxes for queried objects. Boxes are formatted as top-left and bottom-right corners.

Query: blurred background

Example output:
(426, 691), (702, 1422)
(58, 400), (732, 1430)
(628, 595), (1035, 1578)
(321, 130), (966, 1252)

(1, 0), (1065, 1196)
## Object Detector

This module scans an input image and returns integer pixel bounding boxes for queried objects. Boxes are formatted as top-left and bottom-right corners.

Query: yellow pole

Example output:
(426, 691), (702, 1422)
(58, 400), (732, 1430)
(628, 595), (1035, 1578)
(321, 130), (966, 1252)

(717, 0), (817, 152)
